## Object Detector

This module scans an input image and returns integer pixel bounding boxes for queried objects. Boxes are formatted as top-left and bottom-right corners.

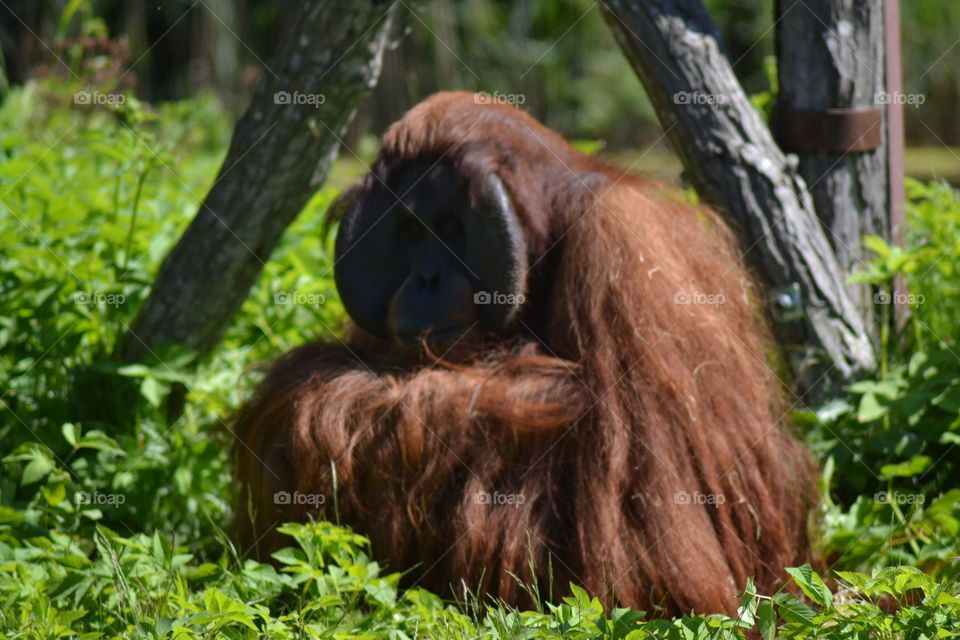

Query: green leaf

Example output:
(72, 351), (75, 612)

(857, 393), (889, 422)
(0, 505), (25, 525)
(62, 422), (79, 446)
(42, 480), (67, 506)
(835, 571), (870, 590)
(940, 431), (960, 445)
(785, 564), (833, 608)
(364, 579), (397, 607)
(570, 139), (604, 155)
(271, 548), (305, 566)
(907, 350), (929, 377)
(848, 380), (902, 398)
(184, 563), (221, 581)
(932, 383), (960, 412)
(736, 577), (758, 626)
(141, 377), (165, 408)
(76, 431), (124, 454)
(930, 591), (960, 606)
(880, 455), (932, 478)
(774, 592), (816, 623)
(22, 452), (55, 485)
(864, 235), (892, 258)
(757, 601), (776, 640)
(155, 616), (174, 637)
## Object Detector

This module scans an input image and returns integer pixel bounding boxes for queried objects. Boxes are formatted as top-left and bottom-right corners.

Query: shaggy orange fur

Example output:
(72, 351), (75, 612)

(233, 92), (816, 617)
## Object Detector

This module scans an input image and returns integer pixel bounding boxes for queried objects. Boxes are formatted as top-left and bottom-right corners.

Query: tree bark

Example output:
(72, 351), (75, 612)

(601, 0), (875, 395)
(775, 0), (889, 334)
(122, 0), (402, 364)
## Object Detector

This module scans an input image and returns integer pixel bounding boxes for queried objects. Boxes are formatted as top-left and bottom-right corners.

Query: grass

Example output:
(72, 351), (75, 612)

(1, 75), (959, 638)
(904, 146), (960, 185)
(605, 145), (960, 187)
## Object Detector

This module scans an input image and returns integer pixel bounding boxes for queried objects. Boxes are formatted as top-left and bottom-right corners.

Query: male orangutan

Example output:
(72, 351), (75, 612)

(233, 91), (816, 617)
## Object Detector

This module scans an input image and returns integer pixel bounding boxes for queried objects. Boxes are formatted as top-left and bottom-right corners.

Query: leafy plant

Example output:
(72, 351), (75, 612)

(3, 16), (960, 639)
(800, 179), (960, 578)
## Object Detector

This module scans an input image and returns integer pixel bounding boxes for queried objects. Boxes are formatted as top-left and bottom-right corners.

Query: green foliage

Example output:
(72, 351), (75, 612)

(2, 517), (959, 638)
(0, 76), (345, 558)
(0, 520), (432, 638)
(799, 179), (960, 579)
(2, 21), (960, 640)
(853, 179), (960, 345)
(0, 78), (222, 545)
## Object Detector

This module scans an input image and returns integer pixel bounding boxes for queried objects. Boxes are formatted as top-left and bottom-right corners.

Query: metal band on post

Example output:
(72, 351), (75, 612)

(773, 104), (884, 153)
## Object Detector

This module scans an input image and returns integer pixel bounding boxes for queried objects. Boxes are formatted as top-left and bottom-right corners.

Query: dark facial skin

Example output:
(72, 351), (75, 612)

(386, 165), (480, 347)
(334, 159), (527, 352)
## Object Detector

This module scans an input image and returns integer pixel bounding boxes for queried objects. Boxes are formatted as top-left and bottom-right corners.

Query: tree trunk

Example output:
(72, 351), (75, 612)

(601, 0), (875, 396)
(194, 0), (245, 115)
(121, 1), (402, 364)
(775, 0), (889, 337)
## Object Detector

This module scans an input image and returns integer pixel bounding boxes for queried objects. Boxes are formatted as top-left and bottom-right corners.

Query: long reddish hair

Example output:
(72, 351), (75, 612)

(233, 92), (817, 617)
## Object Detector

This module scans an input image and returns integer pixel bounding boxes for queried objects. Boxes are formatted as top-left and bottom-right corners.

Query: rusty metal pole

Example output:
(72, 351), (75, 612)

(885, 0), (908, 326)
(886, 0), (905, 237)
